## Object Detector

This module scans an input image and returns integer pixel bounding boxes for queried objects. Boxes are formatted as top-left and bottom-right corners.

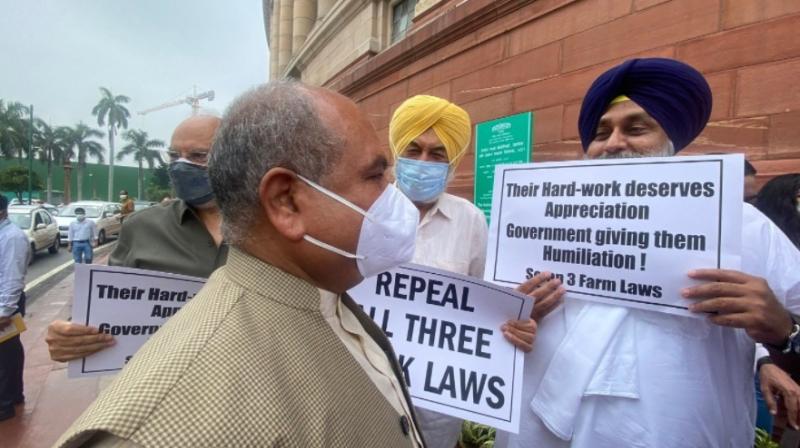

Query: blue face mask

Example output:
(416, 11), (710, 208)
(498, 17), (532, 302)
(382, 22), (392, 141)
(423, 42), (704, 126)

(395, 157), (450, 204)
(168, 159), (214, 207)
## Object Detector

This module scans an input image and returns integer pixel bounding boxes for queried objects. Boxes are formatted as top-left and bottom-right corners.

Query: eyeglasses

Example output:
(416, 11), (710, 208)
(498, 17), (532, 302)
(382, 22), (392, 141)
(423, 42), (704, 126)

(167, 149), (209, 165)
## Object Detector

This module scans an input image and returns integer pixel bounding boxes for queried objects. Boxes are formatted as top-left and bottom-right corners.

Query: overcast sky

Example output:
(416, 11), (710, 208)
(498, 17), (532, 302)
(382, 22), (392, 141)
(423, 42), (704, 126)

(0, 0), (268, 166)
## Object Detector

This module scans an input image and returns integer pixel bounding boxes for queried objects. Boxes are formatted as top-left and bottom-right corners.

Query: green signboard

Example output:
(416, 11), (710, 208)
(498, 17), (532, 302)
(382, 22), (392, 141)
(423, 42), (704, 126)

(473, 111), (533, 221)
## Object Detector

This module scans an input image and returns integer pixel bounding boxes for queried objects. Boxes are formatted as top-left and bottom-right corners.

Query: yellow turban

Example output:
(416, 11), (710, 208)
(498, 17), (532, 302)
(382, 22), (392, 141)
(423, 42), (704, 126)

(389, 95), (472, 169)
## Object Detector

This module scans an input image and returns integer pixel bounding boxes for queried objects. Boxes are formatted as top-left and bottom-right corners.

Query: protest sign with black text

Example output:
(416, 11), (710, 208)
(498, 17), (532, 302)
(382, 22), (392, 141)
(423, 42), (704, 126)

(68, 264), (206, 378)
(348, 263), (534, 433)
(485, 155), (743, 317)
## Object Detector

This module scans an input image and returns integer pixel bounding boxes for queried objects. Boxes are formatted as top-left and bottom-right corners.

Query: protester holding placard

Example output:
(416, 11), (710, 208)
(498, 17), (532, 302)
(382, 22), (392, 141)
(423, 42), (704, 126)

(0, 195), (30, 422)
(497, 58), (800, 448)
(45, 115), (228, 363)
(389, 95), (560, 348)
(389, 95), (564, 448)
(56, 82), (425, 447)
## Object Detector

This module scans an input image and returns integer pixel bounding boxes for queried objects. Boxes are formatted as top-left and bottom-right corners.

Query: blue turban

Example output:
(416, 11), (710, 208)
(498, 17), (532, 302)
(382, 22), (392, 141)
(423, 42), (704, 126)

(578, 58), (712, 152)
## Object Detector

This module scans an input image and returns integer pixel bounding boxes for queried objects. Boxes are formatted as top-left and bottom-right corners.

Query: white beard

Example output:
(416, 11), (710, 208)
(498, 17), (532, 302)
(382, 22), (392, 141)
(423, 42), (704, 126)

(590, 140), (675, 160)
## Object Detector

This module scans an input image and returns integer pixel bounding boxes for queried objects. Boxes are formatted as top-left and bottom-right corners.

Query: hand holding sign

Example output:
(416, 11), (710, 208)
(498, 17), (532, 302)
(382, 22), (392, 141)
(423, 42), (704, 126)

(485, 155), (744, 317)
(515, 271), (566, 322)
(498, 270), (568, 352)
(348, 263), (533, 433)
(46, 320), (115, 362)
(501, 319), (537, 353)
(68, 264), (206, 377)
(684, 269), (793, 345)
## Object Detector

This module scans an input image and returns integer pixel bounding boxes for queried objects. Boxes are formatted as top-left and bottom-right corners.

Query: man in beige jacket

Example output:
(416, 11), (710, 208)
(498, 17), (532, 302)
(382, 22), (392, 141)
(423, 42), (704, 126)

(56, 82), (426, 447)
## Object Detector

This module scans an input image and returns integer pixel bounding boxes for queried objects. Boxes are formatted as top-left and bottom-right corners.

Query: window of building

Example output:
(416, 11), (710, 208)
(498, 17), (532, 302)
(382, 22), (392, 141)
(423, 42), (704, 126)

(391, 0), (418, 44)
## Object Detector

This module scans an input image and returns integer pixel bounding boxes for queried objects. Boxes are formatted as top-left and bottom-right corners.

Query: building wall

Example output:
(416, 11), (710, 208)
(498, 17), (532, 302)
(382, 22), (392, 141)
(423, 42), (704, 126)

(268, 0), (800, 199)
(265, 0), (390, 85)
(302, 5), (378, 86)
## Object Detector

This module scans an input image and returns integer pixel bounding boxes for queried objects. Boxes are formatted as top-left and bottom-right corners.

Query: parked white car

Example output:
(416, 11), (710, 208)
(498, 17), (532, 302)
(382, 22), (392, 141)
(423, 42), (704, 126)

(7, 205), (61, 259)
(56, 201), (123, 245)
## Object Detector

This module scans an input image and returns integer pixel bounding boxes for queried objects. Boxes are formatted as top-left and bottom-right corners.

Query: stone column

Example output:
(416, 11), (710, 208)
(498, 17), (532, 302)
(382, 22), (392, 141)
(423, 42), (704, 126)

(292, 0), (316, 54)
(269, 1), (280, 79)
(277, 0), (294, 75)
(316, 0), (335, 22)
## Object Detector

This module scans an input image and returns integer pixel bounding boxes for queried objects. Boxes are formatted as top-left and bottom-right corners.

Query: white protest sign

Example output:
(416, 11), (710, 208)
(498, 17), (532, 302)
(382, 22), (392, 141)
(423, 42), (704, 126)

(348, 263), (533, 433)
(68, 264), (206, 378)
(485, 155), (743, 317)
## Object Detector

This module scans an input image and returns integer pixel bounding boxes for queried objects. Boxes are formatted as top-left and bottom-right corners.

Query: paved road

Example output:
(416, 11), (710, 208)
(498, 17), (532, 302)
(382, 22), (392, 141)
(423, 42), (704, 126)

(26, 245), (72, 282)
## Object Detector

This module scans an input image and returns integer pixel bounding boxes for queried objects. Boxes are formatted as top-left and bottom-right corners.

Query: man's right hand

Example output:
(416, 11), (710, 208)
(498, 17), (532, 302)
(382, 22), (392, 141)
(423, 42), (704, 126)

(46, 320), (115, 362)
(516, 271), (566, 322)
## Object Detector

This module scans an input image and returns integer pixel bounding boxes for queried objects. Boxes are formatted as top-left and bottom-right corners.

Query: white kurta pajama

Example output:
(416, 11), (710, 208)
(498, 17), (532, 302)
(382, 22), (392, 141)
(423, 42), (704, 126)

(411, 192), (489, 448)
(498, 204), (800, 448)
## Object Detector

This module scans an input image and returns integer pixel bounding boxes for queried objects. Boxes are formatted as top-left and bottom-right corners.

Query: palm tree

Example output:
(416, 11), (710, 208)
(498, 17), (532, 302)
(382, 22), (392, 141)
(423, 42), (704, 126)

(63, 123), (105, 201)
(58, 128), (76, 204)
(118, 129), (164, 199)
(33, 120), (68, 203)
(91, 87), (130, 201)
(0, 101), (31, 162)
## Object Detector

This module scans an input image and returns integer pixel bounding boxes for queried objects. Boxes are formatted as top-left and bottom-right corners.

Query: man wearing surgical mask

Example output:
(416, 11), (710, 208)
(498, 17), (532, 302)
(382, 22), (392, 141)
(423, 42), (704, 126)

(118, 190), (134, 219)
(57, 81), (424, 447)
(45, 114), (227, 362)
(67, 207), (98, 264)
(389, 96), (566, 448)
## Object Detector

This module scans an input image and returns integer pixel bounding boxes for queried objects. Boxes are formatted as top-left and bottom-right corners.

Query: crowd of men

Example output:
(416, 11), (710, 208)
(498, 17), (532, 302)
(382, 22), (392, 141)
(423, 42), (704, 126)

(0, 57), (798, 447)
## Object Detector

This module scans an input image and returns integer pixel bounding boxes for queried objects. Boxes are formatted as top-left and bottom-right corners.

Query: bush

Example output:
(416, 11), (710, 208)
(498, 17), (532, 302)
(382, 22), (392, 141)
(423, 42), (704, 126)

(755, 428), (778, 448)
(459, 421), (495, 448)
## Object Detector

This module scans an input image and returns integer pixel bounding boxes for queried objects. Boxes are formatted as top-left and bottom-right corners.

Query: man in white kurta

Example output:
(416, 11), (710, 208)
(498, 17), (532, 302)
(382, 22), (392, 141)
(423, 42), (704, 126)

(389, 95), (565, 448)
(498, 58), (800, 447)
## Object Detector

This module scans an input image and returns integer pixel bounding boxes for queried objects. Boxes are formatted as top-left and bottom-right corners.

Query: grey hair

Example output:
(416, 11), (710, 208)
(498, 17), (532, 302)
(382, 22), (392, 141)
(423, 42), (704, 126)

(208, 81), (344, 245)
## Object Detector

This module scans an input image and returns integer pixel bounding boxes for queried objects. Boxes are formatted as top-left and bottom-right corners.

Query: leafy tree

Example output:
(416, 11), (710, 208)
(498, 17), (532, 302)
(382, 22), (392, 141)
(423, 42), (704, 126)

(0, 101), (31, 162)
(33, 119), (67, 203)
(0, 165), (43, 202)
(91, 87), (130, 200)
(145, 164), (172, 202)
(62, 123), (105, 201)
(118, 129), (164, 199)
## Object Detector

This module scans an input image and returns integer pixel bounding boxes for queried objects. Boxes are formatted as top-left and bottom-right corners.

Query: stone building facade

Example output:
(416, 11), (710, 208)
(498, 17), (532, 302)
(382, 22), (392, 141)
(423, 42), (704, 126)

(263, 0), (800, 199)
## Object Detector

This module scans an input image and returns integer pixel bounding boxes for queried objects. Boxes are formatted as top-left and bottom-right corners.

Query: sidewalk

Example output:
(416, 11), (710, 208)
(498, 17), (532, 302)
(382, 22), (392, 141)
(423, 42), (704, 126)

(0, 253), (111, 448)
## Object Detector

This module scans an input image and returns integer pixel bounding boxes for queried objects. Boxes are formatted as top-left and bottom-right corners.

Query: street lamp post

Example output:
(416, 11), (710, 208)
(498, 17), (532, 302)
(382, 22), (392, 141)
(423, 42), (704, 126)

(27, 104), (33, 203)
(63, 161), (72, 204)
(89, 173), (96, 200)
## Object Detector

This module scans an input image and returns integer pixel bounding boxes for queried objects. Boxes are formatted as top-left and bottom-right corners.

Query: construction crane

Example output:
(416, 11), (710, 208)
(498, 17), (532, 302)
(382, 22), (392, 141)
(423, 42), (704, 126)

(137, 86), (215, 116)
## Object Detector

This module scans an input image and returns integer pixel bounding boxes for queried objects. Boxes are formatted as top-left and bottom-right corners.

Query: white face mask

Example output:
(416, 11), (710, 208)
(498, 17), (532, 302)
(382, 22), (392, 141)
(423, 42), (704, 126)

(297, 174), (419, 278)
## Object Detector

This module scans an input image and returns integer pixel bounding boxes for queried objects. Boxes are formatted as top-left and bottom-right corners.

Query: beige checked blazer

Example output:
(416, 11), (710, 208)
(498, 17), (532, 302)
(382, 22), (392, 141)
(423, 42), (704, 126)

(56, 248), (425, 447)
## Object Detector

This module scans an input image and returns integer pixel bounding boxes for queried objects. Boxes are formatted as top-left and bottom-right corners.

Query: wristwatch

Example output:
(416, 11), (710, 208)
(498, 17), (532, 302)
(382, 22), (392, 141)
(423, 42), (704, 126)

(766, 314), (800, 355)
